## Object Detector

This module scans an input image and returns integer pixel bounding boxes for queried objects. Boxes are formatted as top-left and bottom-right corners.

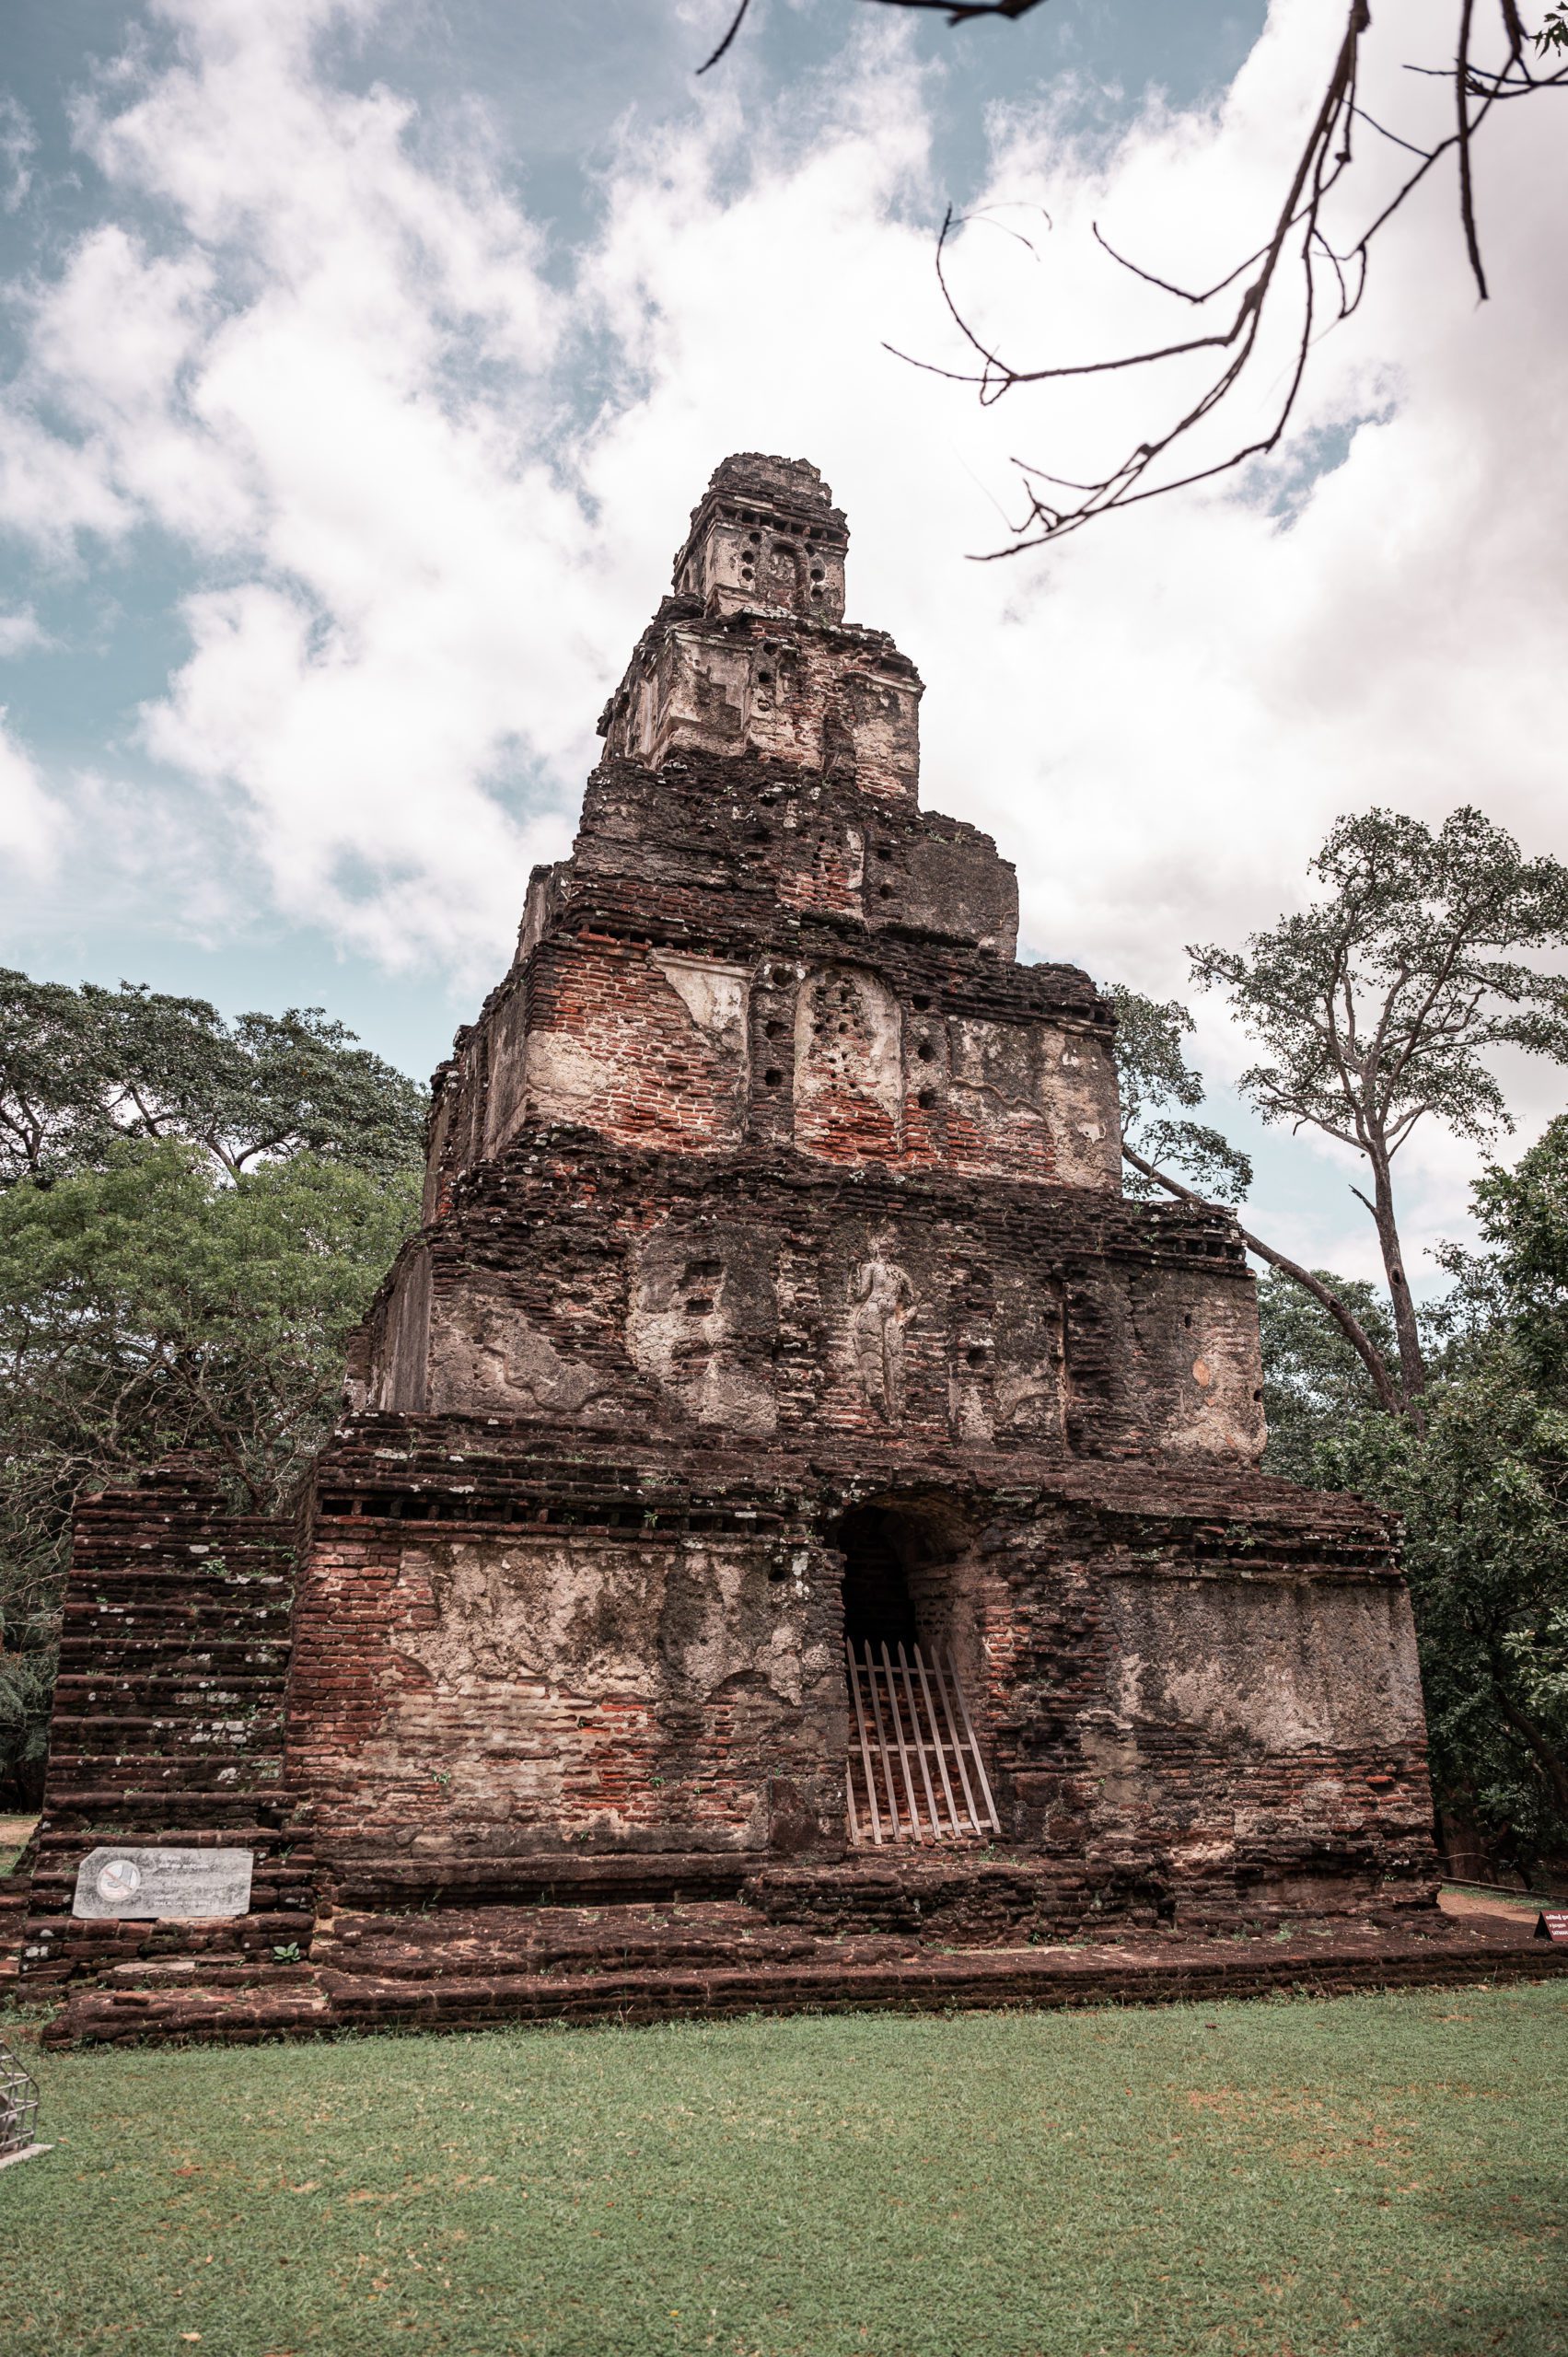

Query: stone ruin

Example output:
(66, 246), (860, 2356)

(10, 455), (1463, 2037)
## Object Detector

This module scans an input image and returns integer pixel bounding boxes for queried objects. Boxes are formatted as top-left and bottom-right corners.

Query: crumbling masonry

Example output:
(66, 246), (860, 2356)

(11, 457), (1449, 2026)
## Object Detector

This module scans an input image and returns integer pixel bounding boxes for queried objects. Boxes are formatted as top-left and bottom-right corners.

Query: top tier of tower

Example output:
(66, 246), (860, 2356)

(598, 454), (921, 800)
(672, 454), (849, 621)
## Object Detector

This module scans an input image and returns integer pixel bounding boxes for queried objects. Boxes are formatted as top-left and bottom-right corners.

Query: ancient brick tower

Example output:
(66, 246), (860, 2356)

(15, 458), (1443, 2017)
(292, 453), (1434, 1902)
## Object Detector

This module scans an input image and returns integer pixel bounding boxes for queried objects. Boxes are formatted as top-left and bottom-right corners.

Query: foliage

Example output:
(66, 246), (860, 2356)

(1439, 1110), (1568, 1396)
(0, 970), (427, 1188)
(7, 1991), (1568, 2355)
(0, 970), (426, 1805)
(1264, 1121), (1568, 1875)
(0, 1143), (418, 1803)
(1099, 984), (1250, 1204)
(1314, 1366), (1568, 1876)
(1192, 806), (1568, 1414)
(1255, 1266), (1397, 1488)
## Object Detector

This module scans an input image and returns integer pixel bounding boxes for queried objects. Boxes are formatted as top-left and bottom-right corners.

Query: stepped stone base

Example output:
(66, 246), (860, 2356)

(39, 1881), (1565, 2050)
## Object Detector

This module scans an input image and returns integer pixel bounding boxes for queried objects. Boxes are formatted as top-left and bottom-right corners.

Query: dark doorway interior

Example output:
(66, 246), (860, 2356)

(836, 1501), (1001, 1844)
(839, 1506), (916, 1652)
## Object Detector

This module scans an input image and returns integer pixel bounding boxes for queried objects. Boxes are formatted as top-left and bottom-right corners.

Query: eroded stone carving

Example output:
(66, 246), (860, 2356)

(651, 952), (750, 1056)
(628, 1222), (778, 1434)
(849, 1237), (915, 1423)
(794, 964), (903, 1156)
(426, 1301), (618, 1423)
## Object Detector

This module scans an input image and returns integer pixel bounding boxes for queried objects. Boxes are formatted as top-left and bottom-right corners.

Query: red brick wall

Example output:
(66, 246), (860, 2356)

(286, 1454), (845, 1874)
(525, 936), (749, 1152)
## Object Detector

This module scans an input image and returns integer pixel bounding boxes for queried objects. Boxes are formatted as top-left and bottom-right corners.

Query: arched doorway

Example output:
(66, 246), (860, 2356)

(834, 1499), (998, 1847)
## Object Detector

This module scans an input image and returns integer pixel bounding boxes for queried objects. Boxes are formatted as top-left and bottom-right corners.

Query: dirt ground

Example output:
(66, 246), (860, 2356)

(1439, 1885), (1554, 1924)
(0, 1814), (39, 1871)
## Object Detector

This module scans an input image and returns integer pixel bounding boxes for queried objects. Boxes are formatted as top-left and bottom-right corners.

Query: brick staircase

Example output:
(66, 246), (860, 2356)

(9, 1461), (310, 1989)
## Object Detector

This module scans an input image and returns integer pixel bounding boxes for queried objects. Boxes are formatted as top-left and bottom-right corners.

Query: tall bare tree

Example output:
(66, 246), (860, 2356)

(1190, 806), (1568, 1425)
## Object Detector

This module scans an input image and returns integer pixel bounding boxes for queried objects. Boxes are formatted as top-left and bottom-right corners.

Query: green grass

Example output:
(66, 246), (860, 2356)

(4, 1983), (1566, 2356)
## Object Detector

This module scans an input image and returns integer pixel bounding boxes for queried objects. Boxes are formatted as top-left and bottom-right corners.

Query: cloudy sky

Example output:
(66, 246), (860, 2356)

(1, 0), (1563, 1291)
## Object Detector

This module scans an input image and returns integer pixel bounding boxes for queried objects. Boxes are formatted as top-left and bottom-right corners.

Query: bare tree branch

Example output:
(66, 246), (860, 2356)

(700, 1), (1567, 552)
(1121, 1140), (1405, 1415)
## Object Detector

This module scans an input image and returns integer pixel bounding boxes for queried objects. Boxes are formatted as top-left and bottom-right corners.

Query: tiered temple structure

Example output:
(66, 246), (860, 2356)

(11, 457), (1454, 2038)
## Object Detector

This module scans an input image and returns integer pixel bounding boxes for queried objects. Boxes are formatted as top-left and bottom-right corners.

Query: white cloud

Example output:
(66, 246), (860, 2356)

(11, 0), (587, 969)
(0, 710), (64, 877)
(0, 0), (1563, 1268)
(0, 96), (35, 214)
(0, 608), (50, 657)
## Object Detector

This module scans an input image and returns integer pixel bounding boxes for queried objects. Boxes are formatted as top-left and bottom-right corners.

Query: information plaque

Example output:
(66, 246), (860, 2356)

(71, 1846), (254, 1921)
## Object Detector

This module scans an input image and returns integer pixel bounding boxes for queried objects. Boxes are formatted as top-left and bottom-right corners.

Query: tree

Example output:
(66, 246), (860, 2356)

(0, 967), (428, 1805)
(1260, 1120), (1568, 1875)
(0, 1142), (419, 1805)
(699, 4), (1567, 550)
(0, 971), (427, 1189)
(1101, 985), (1252, 1207)
(1191, 807), (1568, 1425)
(1318, 1362), (1568, 1875)
(1440, 1109), (1568, 1395)
(1104, 981), (1404, 1415)
(1254, 1263), (1398, 1484)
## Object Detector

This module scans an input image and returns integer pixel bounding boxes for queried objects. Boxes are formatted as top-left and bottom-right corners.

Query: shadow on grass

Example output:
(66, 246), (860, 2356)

(1435, 2165), (1567, 2237)
(1390, 2161), (1568, 2357)
(1389, 2290), (1568, 2356)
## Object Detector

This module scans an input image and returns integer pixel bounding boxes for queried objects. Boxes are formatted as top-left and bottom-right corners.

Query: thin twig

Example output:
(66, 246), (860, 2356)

(697, 0), (753, 75)
(1456, 0), (1489, 296)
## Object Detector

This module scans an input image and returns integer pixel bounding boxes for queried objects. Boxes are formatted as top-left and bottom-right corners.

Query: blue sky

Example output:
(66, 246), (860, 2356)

(1, 0), (1563, 1289)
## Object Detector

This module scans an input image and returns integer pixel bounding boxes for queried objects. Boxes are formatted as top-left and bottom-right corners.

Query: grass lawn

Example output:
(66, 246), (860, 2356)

(3, 1981), (1565, 2357)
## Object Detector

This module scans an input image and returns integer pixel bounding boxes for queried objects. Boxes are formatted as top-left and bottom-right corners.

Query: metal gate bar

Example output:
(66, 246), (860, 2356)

(843, 1639), (1000, 1844)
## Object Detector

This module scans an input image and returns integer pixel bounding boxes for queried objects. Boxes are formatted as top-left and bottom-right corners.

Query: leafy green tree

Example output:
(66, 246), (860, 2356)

(0, 971), (427, 1187)
(1270, 1120), (1568, 1875)
(1317, 1366), (1568, 1876)
(1254, 1267), (1398, 1488)
(1191, 807), (1568, 1426)
(1439, 1112), (1568, 1397)
(1101, 985), (1252, 1205)
(0, 969), (427, 1805)
(0, 1142), (419, 1804)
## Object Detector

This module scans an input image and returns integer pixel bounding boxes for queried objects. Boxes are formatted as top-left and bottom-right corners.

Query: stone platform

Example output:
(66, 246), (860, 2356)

(39, 1880), (1567, 2049)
